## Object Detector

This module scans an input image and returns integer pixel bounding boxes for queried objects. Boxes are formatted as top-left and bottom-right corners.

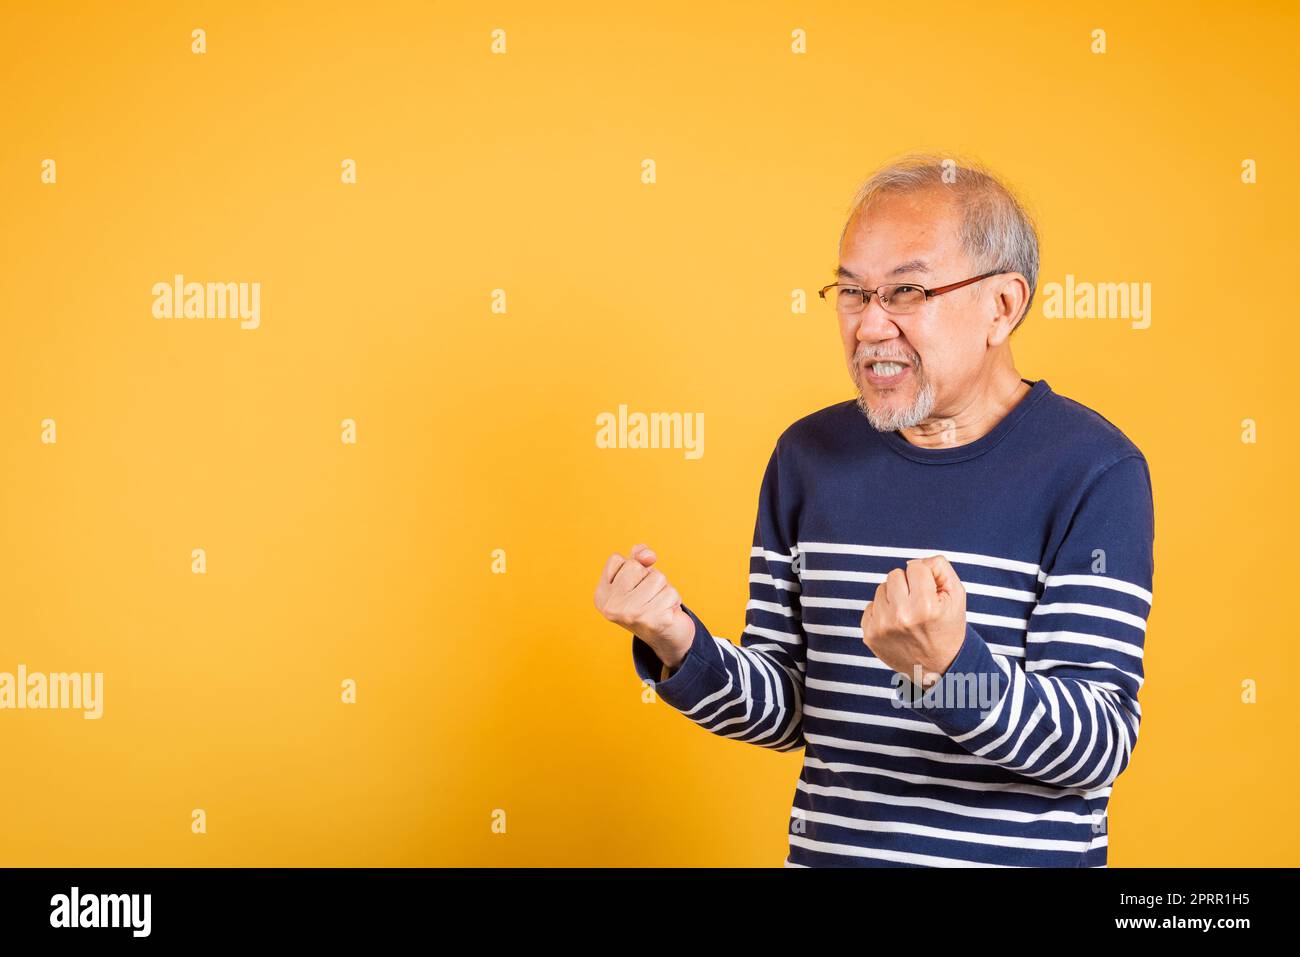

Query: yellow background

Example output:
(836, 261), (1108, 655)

(2, 0), (1296, 866)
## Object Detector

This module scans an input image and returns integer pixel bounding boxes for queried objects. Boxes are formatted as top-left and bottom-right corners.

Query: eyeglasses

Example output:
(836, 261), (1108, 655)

(818, 271), (1000, 316)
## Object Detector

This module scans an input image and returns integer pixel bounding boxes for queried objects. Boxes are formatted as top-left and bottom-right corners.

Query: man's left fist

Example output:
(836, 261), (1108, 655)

(861, 556), (968, 686)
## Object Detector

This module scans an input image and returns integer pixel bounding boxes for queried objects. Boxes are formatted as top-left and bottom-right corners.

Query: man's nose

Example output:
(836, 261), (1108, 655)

(853, 295), (902, 341)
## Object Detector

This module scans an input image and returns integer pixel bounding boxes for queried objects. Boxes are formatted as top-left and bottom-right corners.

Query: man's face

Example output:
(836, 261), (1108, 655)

(837, 188), (987, 432)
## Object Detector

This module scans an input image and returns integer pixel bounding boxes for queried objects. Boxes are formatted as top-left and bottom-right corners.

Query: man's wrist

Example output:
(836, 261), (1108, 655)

(651, 642), (687, 680)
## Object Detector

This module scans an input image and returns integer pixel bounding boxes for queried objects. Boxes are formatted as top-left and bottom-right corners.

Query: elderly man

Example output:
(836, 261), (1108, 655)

(594, 155), (1155, 867)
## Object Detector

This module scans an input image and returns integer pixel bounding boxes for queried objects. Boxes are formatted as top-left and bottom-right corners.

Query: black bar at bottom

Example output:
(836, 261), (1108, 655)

(0, 866), (1283, 942)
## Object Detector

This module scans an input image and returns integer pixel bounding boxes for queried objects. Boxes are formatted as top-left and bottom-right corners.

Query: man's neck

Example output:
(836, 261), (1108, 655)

(898, 370), (1030, 450)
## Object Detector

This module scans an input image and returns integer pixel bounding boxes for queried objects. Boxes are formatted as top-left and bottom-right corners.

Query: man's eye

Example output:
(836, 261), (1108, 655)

(894, 285), (920, 294)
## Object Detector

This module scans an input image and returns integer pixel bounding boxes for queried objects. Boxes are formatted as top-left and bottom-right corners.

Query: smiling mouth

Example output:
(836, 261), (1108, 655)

(859, 357), (915, 389)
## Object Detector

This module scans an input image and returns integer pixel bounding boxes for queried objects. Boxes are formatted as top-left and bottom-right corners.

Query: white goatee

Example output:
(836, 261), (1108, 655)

(854, 361), (936, 432)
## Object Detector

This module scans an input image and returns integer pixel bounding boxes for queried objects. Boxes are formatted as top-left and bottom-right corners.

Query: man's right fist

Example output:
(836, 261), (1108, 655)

(594, 543), (696, 670)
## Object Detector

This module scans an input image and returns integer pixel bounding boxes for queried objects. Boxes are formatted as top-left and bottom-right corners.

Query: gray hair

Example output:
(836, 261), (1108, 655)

(839, 153), (1040, 332)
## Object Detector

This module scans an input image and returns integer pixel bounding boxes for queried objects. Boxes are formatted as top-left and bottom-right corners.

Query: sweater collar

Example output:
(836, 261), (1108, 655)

(874, 378), (1051, 465)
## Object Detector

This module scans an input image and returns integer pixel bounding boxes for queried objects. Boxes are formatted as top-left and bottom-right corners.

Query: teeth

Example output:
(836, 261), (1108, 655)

(871, 362), (905, 376)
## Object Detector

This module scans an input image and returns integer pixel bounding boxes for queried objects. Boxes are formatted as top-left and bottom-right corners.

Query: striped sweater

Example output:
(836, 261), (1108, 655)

(631, 378), (1155, 867)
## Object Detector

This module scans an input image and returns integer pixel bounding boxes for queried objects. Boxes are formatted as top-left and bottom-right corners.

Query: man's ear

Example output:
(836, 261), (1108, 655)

(987, 274), (1028, 347)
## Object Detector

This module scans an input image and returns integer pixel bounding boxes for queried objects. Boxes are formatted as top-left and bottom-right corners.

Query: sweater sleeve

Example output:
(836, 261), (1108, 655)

(630, 440), (807, 752)
(914, 454), (1154, 790)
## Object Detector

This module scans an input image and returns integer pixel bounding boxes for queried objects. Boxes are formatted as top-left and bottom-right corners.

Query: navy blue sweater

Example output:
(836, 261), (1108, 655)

(632, 378), (1155, 867)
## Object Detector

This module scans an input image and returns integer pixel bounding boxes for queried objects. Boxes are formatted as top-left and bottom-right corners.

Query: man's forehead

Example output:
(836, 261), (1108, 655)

(838, 189), (962, 283)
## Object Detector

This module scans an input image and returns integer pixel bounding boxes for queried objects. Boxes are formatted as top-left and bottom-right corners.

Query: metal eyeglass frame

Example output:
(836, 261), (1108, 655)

(818, 271), (1000, 315)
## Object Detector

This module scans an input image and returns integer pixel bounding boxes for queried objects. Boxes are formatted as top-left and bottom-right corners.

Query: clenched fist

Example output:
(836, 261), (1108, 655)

(861, 556), (968, 687)
(594, 544), (696, 670)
